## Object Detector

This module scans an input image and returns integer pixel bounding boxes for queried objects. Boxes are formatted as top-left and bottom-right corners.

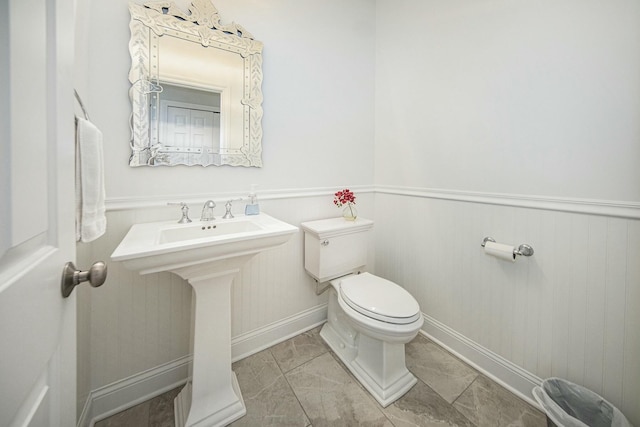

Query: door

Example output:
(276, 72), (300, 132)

(165, 105), (215, 150)
(0, 0), (77, 426)
(166, 105), (190, 148)
(189, 109), (215, 149)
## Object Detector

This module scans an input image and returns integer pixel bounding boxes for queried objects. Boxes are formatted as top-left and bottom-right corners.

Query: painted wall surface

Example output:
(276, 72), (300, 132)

(374, 1), (640, 424)
(375, 0), (640, 202)
(85, 0), (375, 200)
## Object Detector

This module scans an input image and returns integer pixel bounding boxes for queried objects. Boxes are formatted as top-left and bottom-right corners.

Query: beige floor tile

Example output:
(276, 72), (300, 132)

(406, 334), (479, 403)
(149, 387), (182, 427)
(453, 375), (546, 427)
(94, 401), (150, 427)
(97, 330), (547, 427)
(231, 349), (309, 427)
(382, 380), (475, 427)
(285, 352), (393, 427)
(269, 326), (329, 373)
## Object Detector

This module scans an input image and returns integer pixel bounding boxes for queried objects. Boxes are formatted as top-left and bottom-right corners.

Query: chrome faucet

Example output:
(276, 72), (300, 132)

(200, 200), (216, 221)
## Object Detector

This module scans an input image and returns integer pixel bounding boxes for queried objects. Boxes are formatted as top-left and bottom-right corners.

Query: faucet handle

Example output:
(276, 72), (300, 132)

(167, 202), (192, 223)
(222, 198), (243, 219)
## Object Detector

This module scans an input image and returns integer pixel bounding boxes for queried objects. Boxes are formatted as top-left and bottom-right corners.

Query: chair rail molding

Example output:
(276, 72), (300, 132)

(376, 185), (640, 220)
(104, 185), (376, 211)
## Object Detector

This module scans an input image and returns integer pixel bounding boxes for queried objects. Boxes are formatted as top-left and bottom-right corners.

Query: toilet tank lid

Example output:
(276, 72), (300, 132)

(300, 217), (373, 239)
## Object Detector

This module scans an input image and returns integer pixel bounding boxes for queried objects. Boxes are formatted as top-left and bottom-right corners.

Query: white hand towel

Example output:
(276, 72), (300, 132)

(75, 116), (106, 242)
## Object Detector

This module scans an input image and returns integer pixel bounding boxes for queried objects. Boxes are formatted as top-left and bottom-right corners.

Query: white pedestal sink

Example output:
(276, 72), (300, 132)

(111, 213), (297, 426)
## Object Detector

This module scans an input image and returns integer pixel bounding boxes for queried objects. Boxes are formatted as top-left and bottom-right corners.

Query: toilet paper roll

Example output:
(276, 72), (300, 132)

(484, 241), (516, 262)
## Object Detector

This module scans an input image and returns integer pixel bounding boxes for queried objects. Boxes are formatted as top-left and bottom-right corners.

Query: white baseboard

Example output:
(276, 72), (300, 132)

(78, 356), (190, 427)
(420, 312), (543, 409)
(77, 304), (328, 427)
(231, 304), (328, 361)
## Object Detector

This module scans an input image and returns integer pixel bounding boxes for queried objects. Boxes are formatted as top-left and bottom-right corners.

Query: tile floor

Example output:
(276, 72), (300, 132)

(95, 327), (547, 427)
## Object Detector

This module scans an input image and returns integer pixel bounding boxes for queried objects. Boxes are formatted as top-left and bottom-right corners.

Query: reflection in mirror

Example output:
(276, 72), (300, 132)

(155, 83), (221, 165)
(128, 0), (263, 167)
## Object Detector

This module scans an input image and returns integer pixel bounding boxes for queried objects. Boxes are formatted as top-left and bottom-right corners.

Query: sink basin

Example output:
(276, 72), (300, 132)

(111, 212), (298, 426)
(111, 213), (298, 275)
(159, 219), (262, 244)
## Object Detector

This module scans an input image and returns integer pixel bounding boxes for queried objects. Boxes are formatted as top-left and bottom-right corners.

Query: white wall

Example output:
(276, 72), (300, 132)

(84, 0), (375, 200)
(374, 1), (640, 425)
(375, 0), (640, 202)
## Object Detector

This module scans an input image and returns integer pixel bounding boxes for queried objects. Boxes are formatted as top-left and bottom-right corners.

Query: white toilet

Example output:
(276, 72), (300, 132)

(301, 217), (423, 407)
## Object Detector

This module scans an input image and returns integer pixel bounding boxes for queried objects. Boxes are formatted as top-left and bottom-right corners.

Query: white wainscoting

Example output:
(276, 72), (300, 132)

(77, 186), (639, 426)
(374, 188), (640, 425)
(76, 188), (374, 425)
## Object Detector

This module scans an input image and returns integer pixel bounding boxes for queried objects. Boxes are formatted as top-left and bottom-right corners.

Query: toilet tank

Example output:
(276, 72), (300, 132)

(300, 217), (374, 283)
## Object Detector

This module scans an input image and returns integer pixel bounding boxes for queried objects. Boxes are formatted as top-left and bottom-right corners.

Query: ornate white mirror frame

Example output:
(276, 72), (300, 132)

(128, 0), (263, 167)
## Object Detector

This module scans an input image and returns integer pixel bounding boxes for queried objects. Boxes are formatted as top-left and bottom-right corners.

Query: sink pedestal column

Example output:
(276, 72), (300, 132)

(173, 265), (248, 427)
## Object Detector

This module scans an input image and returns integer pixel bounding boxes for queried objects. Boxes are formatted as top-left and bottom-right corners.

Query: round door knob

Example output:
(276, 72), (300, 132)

(61, 261), (107, 298)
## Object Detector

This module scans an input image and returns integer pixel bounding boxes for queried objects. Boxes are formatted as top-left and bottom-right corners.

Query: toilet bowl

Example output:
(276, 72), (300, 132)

(300, 217), (423, 407)
(321, 272), (423, 407)
(337, 272), (422, 342)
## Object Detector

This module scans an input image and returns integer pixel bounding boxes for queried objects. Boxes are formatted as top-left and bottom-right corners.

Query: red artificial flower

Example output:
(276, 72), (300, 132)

(333, 188), (356, 207)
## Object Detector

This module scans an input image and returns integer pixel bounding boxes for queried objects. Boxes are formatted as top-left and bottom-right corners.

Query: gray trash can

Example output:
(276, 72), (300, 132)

(532, 378), (632, 427)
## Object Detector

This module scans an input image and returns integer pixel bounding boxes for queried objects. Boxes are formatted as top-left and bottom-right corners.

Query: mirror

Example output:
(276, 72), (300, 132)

(128, 0), (263, 167)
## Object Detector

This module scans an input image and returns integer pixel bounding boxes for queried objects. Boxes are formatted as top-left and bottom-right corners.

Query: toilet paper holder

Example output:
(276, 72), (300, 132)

(481, 237), (534, 257)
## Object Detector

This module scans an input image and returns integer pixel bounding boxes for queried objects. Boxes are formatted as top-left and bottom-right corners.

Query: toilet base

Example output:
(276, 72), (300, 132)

(320, 316), (417, 407)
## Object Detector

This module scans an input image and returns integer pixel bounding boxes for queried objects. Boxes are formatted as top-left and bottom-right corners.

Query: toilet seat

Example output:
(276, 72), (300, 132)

(339, 273), (421, 325)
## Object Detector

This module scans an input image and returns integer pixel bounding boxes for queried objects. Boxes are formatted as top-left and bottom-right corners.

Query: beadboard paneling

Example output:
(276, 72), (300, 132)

(373, 192), (640, 425)
(78, 188), (638, 426)
(77, 193), (374, 391)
